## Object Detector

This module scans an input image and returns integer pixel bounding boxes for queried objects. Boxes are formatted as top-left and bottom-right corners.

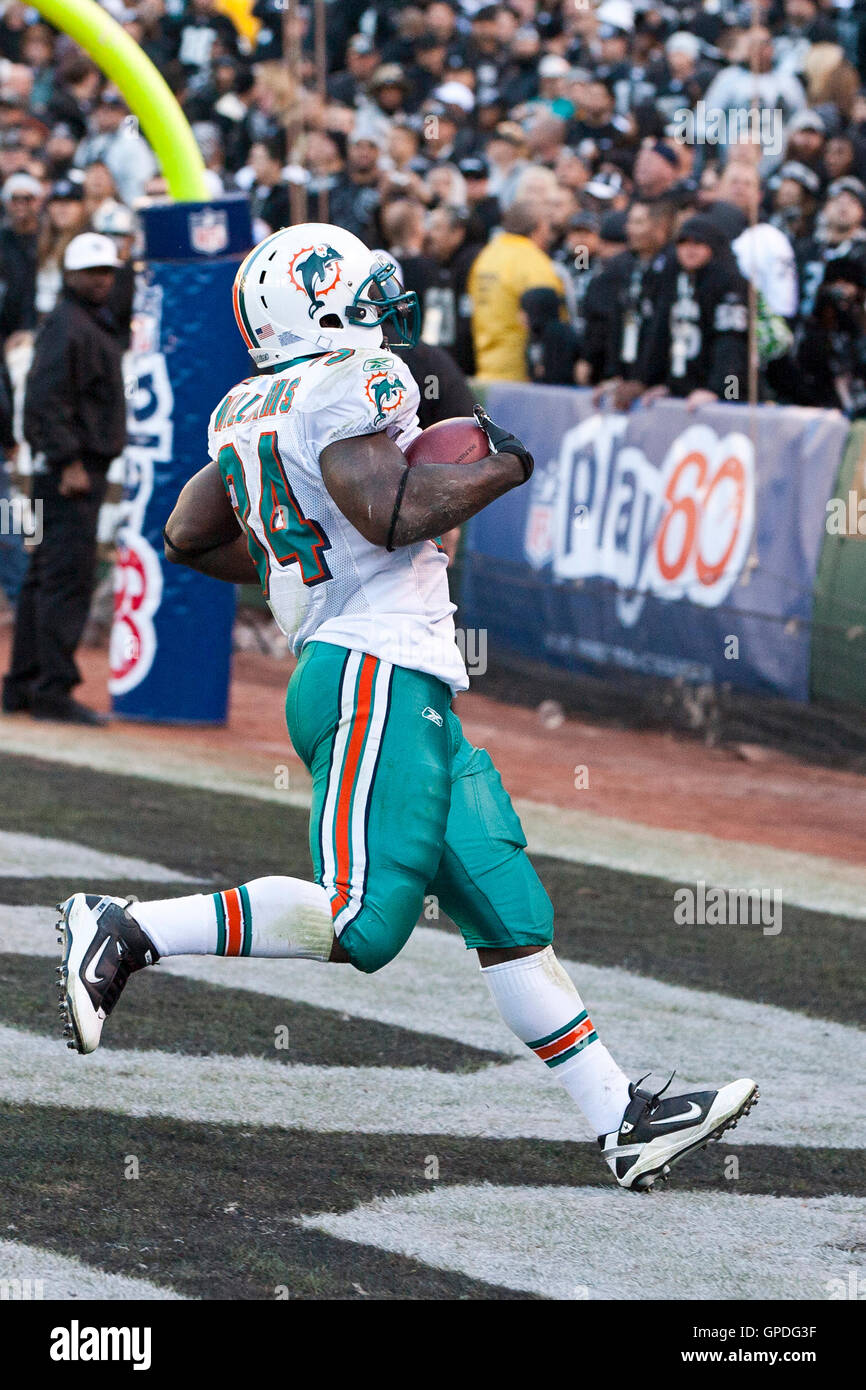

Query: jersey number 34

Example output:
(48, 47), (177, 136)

(218, 433), (332, 595)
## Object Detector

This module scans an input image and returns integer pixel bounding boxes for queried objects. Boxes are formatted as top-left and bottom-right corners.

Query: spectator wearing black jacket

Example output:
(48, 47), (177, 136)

(0, 170), (42, 334)
(643, 32), (714, 126)
(3, 232), (126, 725)
(247, 138), (291, 236)
(520, 286), (581, 385)
(637, 215), (750, 406)
(398, 338), (476, 431)
(328, 131), (383, 241)
(457, 155), (501, 240)
(597, 199), (673, 407)
(423, 204), (483, 375)
(576, 210), (628, 384)
(327, 35), (381, 108)
(167, 0), (239, 75)
(795, 255), (866, 415)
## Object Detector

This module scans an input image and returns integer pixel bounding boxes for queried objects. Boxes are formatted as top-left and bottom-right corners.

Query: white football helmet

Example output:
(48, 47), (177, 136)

(232, 221), (420, 369)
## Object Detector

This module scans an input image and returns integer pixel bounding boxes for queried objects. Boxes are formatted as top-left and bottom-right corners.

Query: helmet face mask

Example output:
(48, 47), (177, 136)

(232, 223), (420, 369)
(345, 260), (421, 349)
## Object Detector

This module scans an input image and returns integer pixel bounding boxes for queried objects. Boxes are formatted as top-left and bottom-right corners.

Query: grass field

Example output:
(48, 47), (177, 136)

(0, 750), (863, 1301)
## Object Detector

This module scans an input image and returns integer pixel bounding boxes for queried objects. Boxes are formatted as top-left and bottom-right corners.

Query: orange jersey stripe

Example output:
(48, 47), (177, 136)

(223, 888), (243, 956)
(535, 1016), (595, 1061)
(332, 656), (377, 916)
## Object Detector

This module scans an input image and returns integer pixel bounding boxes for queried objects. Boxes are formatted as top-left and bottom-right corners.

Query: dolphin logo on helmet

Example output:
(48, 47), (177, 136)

(289, 243), (343, 317)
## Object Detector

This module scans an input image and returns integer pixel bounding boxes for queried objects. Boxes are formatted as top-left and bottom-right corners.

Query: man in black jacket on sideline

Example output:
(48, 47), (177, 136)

(3, 232), (126, 726)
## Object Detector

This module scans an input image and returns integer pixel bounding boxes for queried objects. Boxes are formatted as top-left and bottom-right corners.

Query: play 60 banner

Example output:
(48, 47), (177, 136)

(461, 389), (847, 701)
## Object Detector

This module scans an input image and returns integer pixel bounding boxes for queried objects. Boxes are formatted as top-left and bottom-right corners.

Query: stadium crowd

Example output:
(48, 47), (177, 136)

(4, 0), (866, 420)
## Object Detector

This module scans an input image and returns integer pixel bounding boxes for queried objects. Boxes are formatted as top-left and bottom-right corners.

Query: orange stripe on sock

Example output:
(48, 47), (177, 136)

(224, 888), (243, 956)
(535, 1016), (595, 1061)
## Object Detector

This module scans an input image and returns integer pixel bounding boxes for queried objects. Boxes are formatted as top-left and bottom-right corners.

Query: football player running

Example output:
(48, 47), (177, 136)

(55, 224), (757, 1190)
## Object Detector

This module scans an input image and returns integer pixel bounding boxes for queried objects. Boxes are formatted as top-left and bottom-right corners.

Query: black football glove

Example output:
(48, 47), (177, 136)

(473, 403), (534, 481)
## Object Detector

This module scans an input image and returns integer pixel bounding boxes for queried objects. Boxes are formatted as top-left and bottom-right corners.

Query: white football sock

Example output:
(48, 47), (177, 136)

(481, 946), (631, 1135)
(128, 876), (334, 961)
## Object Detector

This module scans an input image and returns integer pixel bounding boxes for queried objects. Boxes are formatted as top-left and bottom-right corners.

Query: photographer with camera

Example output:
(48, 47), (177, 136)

(795, 255), (866, 415)
(797, 178), (866, 317)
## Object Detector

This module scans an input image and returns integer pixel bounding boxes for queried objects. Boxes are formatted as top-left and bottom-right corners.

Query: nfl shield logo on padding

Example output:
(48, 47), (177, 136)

(188, 208), (228, 255)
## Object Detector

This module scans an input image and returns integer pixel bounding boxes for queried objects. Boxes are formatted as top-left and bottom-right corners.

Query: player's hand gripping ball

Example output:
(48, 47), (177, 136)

(404, 405), (534, 479)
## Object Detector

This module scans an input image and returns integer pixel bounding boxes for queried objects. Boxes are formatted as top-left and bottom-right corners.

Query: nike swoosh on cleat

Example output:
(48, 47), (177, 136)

(649, 1101), (703, 1125)
(83, 937), (111, 986)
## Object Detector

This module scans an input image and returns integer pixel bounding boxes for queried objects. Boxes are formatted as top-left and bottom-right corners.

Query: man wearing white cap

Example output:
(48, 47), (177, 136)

(0, 172), (44, 334)
(3, 233), (126, 726)
(648, 33), (712, 126)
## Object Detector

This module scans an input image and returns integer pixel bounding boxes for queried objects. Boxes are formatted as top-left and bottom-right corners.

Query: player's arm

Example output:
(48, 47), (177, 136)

(320, 407), (533, 550)
(163, 461), (258, 583)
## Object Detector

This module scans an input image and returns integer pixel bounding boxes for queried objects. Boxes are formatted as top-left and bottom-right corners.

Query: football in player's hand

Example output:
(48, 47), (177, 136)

(404, 416), (489, 467)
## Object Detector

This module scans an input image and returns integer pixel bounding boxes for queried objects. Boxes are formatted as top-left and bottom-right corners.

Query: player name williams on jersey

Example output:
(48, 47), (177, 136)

(207, 348), (469, 692)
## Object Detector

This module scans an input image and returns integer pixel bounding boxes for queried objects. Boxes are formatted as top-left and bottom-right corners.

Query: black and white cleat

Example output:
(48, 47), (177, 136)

(599, 1073), (759, 1191)
(55, 893), (159, 1055)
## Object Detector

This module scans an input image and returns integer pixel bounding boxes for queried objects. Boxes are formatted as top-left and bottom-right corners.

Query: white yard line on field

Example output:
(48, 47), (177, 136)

(2, 720), (864, 916)
(0, 831), (203, 883)
(1, 912), (864, 1148)
(299, 1186), (866, 1302)
(0, 1238), (185, 1300)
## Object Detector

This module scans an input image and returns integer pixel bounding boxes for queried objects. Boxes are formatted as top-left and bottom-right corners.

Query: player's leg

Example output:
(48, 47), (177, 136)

(56, 643), (453, 1051)
(428, 719), (632, 1135)
(55, 872), (336, 1054)
(428, 714), (758, 1189)
(288, 642), (453, 975)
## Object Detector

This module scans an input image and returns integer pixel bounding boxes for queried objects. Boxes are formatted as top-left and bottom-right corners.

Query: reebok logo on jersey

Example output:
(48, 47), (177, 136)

(421, 707), (443, 726)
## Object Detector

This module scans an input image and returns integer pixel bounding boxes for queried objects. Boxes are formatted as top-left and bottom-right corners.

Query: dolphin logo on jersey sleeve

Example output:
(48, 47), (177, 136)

(365, 370), (406, 425)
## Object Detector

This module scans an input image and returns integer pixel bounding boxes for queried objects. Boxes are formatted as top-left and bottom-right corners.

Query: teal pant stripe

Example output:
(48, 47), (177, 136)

(328, 652), (366, 908)
(341, 657), (380, 915)
(286, 640), (554, 970)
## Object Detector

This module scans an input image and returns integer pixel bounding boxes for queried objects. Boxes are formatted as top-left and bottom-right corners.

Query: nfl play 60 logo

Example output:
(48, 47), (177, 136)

(527, 415), (755, 628)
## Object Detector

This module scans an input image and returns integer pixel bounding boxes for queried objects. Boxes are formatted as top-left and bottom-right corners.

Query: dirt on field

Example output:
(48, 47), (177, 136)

(1, 625), (864, 866)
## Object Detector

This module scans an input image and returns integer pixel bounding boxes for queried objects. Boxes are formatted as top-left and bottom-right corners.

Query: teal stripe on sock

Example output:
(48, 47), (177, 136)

(239, 883), (252, 957)
(528, 1010), (587, 1051)
(213, 893), (226, 955)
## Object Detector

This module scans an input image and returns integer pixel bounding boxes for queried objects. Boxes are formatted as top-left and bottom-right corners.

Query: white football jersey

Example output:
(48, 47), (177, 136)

(207, 347), (469, 692)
